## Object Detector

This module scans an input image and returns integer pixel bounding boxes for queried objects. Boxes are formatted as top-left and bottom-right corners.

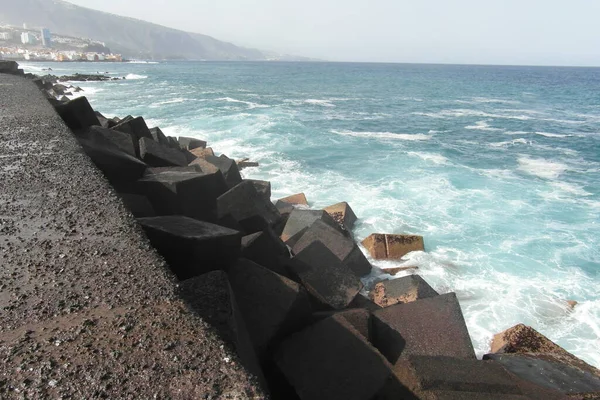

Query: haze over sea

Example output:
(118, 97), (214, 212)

(23, 61), (600, 367)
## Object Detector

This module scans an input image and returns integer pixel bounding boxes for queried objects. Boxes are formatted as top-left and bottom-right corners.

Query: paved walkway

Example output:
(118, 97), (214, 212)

(0, 73), (263, 399)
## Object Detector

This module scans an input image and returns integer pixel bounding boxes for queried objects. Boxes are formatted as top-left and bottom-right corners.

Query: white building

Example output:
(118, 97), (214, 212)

(0, 32), (12, 40)
(20, 32), (35, 45)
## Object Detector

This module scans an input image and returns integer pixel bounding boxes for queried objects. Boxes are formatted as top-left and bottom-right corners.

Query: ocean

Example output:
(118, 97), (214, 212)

(21, 61), (600, 367)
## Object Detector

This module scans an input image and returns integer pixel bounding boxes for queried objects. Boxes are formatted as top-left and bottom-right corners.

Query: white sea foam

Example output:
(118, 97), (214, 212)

(408, 152), (449, 165)
(535, 132), (572, 138)
(456, 97), (521, 105)
(304, 99), (336, 107)
(149, 98), (187, 107)
(517, 156), (569, 179)
(465, 121), (504, 132)
(330, 130), (431, 141)
(216, 97), (269, 109)
(489, 138), (530, 148)
(125, 73), (148, 80)
(414, 109), (532, 121)
(128, 60), (159, 64)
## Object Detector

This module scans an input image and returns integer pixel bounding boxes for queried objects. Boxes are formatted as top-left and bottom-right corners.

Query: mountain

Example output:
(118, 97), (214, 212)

(0, 0), (267, 60)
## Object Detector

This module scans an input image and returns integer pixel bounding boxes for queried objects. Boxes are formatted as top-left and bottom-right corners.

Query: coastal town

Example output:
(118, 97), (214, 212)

(0, 24), (123, 62)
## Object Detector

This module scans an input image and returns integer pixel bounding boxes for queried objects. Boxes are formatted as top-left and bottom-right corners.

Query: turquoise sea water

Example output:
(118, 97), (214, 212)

(22, 61), (600, 366)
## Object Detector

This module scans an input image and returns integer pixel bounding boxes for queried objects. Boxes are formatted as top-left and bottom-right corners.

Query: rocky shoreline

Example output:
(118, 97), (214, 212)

(2, 60), (599, 399)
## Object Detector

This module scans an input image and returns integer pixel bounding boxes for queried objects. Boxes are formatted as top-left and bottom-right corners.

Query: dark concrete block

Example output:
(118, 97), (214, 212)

(227, 259), (312, 358)
(112, 116), (153, 157)
(217, 180), (281, 231)
(241, 229), (291, 277)
(312, 308), (372, 342)
(139, 137), (188, 167)
(371, 293), (476, 363)
(95, 111), (111, 128)
(150, 127), (170, 146)
(167, 136), (180, 149)
(55, 96), (101, 132)
(182, 148), (197, 164)
(118, 193), (156, 217)
(78, 137), (147, 183)
(177, 270), (266, 390)
(483, 353), (600, 395)
(349, 293), (383, 312)
(190, 147), (215, 158)
(206, 155), (243, 188)
(369, 275), (439, 308)
(280, 209), (346, 243)
(324, 201), (358, 232)
(179, 136), (207, 150)
(288, 241), (362, 310)
(0, 60), (19, 74)
(292, 220), (372, 277)
(137, 170), (228, 222)
(275, 314), (393, 400)
(88, 126), (136, 156)
(377, 356), (529, 399)
(138, 216), (241, 280)
(144, 166), (203, 175)
(245, 179), (271, 201)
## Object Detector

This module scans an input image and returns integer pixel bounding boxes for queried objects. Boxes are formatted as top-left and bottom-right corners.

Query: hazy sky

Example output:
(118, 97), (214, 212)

(66, 0), (600, 66)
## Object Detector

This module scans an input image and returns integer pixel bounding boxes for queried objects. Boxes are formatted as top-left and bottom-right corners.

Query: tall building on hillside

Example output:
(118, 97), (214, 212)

(41, 28), (52, 47)
(20, 32), (35, 45)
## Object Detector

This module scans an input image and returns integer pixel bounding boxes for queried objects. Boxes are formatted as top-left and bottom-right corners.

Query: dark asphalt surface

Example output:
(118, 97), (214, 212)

(0, 73), (264, 399)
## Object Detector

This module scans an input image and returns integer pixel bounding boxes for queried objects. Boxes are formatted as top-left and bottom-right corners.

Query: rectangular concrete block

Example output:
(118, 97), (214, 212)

(179, 136), (207, 150)
(206, 155), (243, 188)
(89, 125), (136, 156)
(112, 116), (153, 157)
(138, 216), (241, 280)
(372, 293), (476, 363)
(227, 259), (312, 358)
(292, 220), (372, 277)
(137, 170), (228, 222)
(275, 314), (393, 400)
(55, 96), (101, 132)
(217, 180), (281, 232)
(324, 201), (357, 232)
(280, 209), (345, 243)
(288, 241), (363, 310)
(78, 137), (147, 183)
(245, 179), (271, 201)
(241, 229), (291, 277)
(369, 275), (439, 308)
(363, 233), (425, 260)
(150, 126), (170, 146)
(139, 137), (188, 167)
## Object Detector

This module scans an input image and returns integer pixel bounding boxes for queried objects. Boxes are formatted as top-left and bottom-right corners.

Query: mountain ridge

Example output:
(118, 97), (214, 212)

(0, 0), (270, 60)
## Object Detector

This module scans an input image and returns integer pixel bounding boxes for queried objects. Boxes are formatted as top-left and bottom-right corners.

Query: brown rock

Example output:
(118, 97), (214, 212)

(190, 147), (215, 159)
(324, 201), (358, 231)
(362, 233), (425, 260)
(369, 275), (438, 308)
(490, 324), (600, 378)
(280, 193), (309, 206)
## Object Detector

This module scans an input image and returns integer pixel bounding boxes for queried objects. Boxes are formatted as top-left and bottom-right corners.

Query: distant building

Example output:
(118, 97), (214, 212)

(0, 32), (12, 40)
(41, 28), (52, 47)
(20, 32), (35, 45)
(23, 23), (28, 30)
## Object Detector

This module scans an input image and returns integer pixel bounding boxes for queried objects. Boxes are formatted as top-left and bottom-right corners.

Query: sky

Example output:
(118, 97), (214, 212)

(65, 0), (600, 66)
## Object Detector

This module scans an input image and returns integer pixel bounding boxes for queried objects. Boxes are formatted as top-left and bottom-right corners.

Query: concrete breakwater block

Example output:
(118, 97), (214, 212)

(78, 136), (147, 183)
(177, 270), (266, 390)
(139, 137), (188, 167)
(362, 233), (425, 260)
(276, 193), (308, 216)
(292, 219), (372, 277)
(378, 356), (526, 399)
(275, 314), (393, 400)
(245, 179), (271, 201)
(112, 116), (153, 157)
(324, 201), (358, 232)
(369, 275), (439, 308)
(149, 126), (170, 146)
(280, 209), (345, 243)
(190, 146), (215, 159)
(117, 193), (156, 218)
(137, 170), (228, 222)
(287, 241), (363, 310)
(88, 125), (136, 156)
(179, 136), (207, 150)
(217, 180), (281, 233)
(227, 259), (312, 359)
(371, 293), (476, 363)
(484, 353), (600, 395)
(138, 216), (241, 280)
(0, 60), (22, 74)
(241, 229), (291, 277)
(55, 96), (101, 132)
(311, 308), (372, 342)
(207, 155), (243, 188)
